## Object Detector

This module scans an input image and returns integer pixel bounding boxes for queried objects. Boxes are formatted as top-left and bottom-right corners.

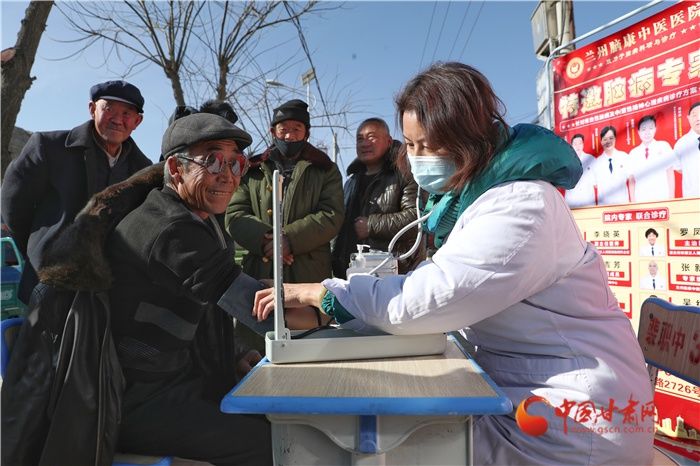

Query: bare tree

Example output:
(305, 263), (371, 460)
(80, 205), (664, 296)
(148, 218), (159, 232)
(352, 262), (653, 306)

(56, 1), (354, 152)
(58, 1), (203, 106)
(1, 0), (54, 180)
(192, 1), (323, 101)
(234, 70), (361, 155)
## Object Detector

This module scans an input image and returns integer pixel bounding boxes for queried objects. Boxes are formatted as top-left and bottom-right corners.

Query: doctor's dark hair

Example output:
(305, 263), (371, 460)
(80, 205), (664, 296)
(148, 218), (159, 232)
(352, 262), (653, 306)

(571, 133), (584, 143)
(600, 126), (617, 139)
(394, 62), (509, 193)
(637, 115), (656, 130)
(645, 228), (659, 238)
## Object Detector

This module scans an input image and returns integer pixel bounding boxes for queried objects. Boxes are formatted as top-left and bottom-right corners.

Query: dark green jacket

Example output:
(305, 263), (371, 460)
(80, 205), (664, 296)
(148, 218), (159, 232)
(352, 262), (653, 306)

(225, 143), (344, 283)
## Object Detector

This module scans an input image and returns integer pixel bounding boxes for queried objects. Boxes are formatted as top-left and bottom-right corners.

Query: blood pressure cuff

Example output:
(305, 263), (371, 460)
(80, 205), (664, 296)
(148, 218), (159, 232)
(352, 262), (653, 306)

(217, 272), (274, 336)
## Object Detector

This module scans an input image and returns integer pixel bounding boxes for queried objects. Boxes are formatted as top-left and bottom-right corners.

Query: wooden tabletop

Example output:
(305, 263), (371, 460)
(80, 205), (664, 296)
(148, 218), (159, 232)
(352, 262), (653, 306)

(234, 340), (496, 399)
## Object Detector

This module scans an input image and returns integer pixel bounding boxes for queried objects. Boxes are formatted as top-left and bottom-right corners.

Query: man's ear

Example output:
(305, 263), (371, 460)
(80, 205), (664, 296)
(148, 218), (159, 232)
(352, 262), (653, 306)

(166, 156), (183, 183)
(88, 101), (97, 120)
(133, 114), (144, 128)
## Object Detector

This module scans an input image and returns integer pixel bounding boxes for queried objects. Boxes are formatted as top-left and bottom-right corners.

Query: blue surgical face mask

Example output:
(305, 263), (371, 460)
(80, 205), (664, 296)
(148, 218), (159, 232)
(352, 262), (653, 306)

(407, 154), (456, 194)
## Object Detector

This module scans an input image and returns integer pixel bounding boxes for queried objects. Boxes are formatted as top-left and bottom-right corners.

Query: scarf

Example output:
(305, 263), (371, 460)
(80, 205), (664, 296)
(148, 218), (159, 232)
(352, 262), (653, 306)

(424, 124), (582, 248)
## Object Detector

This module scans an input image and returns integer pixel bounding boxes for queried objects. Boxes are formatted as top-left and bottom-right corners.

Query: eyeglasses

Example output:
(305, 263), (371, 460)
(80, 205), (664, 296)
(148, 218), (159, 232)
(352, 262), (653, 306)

(176, 152), (249, 177)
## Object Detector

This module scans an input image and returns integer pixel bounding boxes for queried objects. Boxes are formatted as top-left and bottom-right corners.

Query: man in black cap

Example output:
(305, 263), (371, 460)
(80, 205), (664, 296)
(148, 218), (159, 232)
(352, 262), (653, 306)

(105, 113), (271, 464)
(225, 99), (344, 288)
(1, 79), (151, 304)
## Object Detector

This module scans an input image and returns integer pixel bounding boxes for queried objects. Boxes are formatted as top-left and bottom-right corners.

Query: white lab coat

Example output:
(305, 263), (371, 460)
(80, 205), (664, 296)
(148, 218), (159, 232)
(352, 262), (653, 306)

(565, 152), (596, 208)
(673, 129), (700, 197)
(593, 149), (631, 205)
(639, 243), (666, 257)
(323, 180), (653, 465)
(629, 139), (674, 202)
(640, 273), (667, 291)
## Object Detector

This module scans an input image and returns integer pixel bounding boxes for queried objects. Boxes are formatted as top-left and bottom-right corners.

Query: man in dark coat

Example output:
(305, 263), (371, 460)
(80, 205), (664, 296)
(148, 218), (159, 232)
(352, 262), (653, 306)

(332, 118), (425, 278)
(1, 80), (152, 304)
(2, 113), (271, 464)
(107, 113), (271, 464)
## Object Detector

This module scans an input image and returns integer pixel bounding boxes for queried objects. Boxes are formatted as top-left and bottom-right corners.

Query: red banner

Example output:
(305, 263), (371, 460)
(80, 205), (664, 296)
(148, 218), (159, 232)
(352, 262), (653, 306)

(554, 1), (700, 208)
(558, 4), (700, 460)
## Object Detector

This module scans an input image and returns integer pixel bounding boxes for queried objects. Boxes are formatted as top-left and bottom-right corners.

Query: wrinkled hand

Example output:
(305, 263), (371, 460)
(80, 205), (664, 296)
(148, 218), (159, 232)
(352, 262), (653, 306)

(236, 350), (262, 379)
(354, 217), (369, 240)
(262, 233), (294, 265)
(253, 282), (325, 322)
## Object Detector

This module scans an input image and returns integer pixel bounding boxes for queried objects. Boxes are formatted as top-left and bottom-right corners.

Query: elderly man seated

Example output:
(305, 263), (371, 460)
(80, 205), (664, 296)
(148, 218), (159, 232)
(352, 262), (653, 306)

(106, 113), (272, 464)
(3, 113), (273, 466)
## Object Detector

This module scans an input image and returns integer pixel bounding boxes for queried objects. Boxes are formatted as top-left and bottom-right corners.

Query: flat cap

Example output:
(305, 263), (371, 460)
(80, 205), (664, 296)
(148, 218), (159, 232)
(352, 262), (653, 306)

(90, 80), (144, 113)
(161, 113), (253, 158)
(271, 99), (310, 128)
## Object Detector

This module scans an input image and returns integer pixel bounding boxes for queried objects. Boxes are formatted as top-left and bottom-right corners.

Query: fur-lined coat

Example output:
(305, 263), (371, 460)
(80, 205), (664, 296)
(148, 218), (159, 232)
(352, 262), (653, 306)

(2, 163), (239, 465)
(1, 120), (152, 304)
(2, 163), (163, 466)
(36, 160), (240, 395)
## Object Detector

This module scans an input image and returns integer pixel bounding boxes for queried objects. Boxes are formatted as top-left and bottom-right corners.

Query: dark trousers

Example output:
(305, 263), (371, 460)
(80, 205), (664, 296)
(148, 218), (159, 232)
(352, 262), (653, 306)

(118, 375), (272, 466)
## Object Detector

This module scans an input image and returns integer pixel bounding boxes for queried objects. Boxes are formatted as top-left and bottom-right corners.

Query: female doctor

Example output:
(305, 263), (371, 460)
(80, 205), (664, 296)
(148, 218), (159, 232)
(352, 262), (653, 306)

(253, 62), (654, 465)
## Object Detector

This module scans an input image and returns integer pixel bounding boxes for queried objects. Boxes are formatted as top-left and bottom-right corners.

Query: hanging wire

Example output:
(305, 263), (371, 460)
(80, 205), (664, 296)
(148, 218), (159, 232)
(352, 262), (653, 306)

(418, 2), (438, 69)
(429, 1), (452, 63)
(282, 1), (340, 165)
(458, 0), (485, 61)
(447, 2), (472, 59)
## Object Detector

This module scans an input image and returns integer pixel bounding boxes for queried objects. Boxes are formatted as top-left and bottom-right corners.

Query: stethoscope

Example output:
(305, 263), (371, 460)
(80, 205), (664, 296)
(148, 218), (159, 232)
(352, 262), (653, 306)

(368, 187), (432, 276)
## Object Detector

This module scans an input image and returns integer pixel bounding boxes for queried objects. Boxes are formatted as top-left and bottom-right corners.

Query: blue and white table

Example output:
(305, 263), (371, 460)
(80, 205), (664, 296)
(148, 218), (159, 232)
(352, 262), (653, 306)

(221, 336), (512, 465)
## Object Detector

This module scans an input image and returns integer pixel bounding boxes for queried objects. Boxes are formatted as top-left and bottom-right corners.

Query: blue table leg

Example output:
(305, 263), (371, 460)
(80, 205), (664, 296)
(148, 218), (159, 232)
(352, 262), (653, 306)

(358, 415), (378, 454)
